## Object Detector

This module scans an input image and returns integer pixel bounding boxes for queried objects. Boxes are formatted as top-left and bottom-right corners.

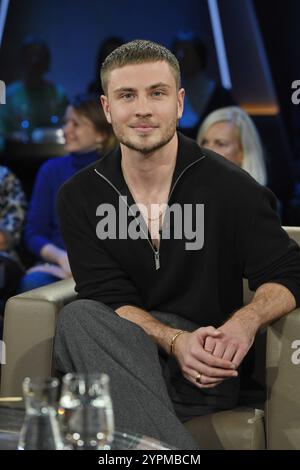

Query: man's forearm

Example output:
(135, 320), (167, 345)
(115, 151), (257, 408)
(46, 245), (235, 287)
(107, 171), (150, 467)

(227, 282), (296, 335)
(115, 305), (182, 354)
(116, 283), (297, 362)
(202, 282), (297, 369)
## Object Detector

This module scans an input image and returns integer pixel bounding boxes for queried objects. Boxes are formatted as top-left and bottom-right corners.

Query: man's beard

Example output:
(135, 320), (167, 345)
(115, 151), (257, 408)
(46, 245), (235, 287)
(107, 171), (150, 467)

(113, 119), (177, 155)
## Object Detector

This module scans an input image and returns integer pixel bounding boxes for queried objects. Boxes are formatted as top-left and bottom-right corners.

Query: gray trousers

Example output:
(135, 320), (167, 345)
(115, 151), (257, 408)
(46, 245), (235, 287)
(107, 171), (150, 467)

(54, 300), (238, 450)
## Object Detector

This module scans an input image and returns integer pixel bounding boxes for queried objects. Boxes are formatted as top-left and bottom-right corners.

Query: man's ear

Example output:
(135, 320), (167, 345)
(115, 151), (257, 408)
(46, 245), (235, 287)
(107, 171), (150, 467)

(177, 88), (185, 120)
(100, 95), (112, 124)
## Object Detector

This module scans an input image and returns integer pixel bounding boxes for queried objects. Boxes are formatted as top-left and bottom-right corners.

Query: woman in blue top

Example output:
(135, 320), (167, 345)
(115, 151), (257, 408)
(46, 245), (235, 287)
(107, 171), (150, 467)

(19, 94), (116, 291)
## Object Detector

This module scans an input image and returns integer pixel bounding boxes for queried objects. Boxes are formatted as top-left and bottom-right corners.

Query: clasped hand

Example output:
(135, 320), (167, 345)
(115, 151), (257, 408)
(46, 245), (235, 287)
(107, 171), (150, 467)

(173, 319), (255, 389)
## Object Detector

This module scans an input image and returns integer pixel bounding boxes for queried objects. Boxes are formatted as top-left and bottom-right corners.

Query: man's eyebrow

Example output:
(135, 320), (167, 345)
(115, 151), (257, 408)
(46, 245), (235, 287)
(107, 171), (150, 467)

(113, 83), (171, 94)
(147, 82), (171, 90)
(114, 87), (135, 94)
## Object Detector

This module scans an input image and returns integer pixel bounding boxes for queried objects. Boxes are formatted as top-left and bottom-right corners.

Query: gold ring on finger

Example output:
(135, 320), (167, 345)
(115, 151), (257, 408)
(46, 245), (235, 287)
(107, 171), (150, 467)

(196, 372), (202, 384)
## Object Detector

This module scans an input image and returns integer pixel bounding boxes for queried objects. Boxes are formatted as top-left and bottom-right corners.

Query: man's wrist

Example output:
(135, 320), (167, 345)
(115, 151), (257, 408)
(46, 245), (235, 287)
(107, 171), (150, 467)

(225, 306), (260, 337)
(170, 330), (188, 356)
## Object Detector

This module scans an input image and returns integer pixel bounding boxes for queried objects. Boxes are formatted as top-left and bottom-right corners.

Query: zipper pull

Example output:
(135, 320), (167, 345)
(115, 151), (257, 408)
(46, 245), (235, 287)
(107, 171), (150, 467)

(154, 251), (160, 270)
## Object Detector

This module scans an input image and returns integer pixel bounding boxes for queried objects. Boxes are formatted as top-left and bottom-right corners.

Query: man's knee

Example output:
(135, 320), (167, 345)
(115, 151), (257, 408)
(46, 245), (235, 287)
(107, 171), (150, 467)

(56, 299), (153, 347)
(57, 299), (110, 331)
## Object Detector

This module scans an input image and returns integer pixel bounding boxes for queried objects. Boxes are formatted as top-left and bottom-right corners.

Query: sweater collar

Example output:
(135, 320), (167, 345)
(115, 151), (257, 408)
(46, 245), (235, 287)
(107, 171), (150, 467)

(94, 132), (206, 197)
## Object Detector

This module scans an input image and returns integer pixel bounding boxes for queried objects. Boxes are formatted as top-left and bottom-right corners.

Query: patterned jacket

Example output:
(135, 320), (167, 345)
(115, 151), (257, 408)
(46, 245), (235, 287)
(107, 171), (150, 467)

(0, 165), (27, 254)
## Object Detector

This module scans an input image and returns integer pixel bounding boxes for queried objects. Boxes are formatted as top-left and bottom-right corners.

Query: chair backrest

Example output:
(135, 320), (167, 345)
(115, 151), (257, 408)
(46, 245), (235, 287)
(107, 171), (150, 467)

(242, 226), (300, 390)
(266, 308), (300, 449)
(265, 226), (300, 449)
(282, 226), (300, 246)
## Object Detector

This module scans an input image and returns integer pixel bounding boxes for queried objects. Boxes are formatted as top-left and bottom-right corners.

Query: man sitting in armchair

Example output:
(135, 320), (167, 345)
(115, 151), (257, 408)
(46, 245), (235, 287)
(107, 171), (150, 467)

(54, 40), (300, 450)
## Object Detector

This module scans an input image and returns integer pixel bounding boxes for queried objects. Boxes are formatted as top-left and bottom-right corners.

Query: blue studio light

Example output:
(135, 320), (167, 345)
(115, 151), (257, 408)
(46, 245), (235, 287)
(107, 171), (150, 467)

(21, 120), (30, 129)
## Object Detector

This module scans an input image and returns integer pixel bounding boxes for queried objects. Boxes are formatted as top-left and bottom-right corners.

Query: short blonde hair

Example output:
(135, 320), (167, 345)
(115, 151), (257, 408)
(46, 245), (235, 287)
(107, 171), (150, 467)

(197, 106), (267, 185)
(100, 39), (181, 95)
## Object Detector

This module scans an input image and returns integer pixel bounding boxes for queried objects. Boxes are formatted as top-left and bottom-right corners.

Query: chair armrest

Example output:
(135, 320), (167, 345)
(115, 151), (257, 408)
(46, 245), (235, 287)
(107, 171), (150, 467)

(0, 278), (76, 398)
(266, 307), (300, 449)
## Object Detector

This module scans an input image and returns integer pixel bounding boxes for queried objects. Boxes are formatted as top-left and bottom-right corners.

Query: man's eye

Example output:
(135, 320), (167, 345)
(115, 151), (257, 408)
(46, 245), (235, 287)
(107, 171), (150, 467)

(121, 93), (133, 100)
(152, 91), (163, 97)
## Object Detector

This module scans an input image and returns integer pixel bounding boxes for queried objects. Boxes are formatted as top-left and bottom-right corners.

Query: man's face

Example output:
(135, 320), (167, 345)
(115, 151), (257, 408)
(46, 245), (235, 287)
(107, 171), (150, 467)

(101, 61), (184, 154)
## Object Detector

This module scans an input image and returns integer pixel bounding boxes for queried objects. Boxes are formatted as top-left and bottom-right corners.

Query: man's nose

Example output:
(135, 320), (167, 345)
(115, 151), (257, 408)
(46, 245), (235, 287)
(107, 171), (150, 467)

(135, 96), (152, 117)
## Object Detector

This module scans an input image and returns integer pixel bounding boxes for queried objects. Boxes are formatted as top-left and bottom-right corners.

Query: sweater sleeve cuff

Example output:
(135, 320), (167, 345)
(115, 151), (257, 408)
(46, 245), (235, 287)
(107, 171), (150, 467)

(268, 279), (300, 308)
(110, 302), (145, 312)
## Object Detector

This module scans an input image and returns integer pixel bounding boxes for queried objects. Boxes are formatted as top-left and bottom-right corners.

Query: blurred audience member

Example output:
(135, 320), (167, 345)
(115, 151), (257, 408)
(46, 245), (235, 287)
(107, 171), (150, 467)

(0, 166), (26, 316)
(172, 32), (235, 139)
(88, 36), (124, 95)
(0, 36), (68, 149)
(18, 94), (116, 292)
(197, 106), (267, 185)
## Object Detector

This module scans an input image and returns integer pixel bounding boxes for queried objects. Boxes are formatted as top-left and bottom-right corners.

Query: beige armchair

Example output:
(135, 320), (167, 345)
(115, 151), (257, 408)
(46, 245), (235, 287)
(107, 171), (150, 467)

(1, 227), (300, 449)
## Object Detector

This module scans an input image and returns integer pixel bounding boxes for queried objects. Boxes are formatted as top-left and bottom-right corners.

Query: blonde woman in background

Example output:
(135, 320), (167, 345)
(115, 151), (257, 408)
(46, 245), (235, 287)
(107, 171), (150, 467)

(197, 106), (267, 186)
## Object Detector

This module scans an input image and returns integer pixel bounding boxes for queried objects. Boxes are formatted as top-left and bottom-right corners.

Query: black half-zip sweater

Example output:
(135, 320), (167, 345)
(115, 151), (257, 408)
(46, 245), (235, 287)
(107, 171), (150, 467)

(57, 132), (300, 327)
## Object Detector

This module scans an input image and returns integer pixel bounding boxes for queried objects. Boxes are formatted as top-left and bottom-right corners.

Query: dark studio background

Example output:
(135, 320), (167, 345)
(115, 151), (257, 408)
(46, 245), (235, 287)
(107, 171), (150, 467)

(254, 0), (300, 174)
(0, 0), (218, 97)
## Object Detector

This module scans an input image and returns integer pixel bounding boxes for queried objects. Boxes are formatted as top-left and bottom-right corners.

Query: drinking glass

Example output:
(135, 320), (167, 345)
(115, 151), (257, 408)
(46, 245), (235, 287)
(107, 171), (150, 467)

(58, 373), (114, 450)
(18, 377), (64, 450)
